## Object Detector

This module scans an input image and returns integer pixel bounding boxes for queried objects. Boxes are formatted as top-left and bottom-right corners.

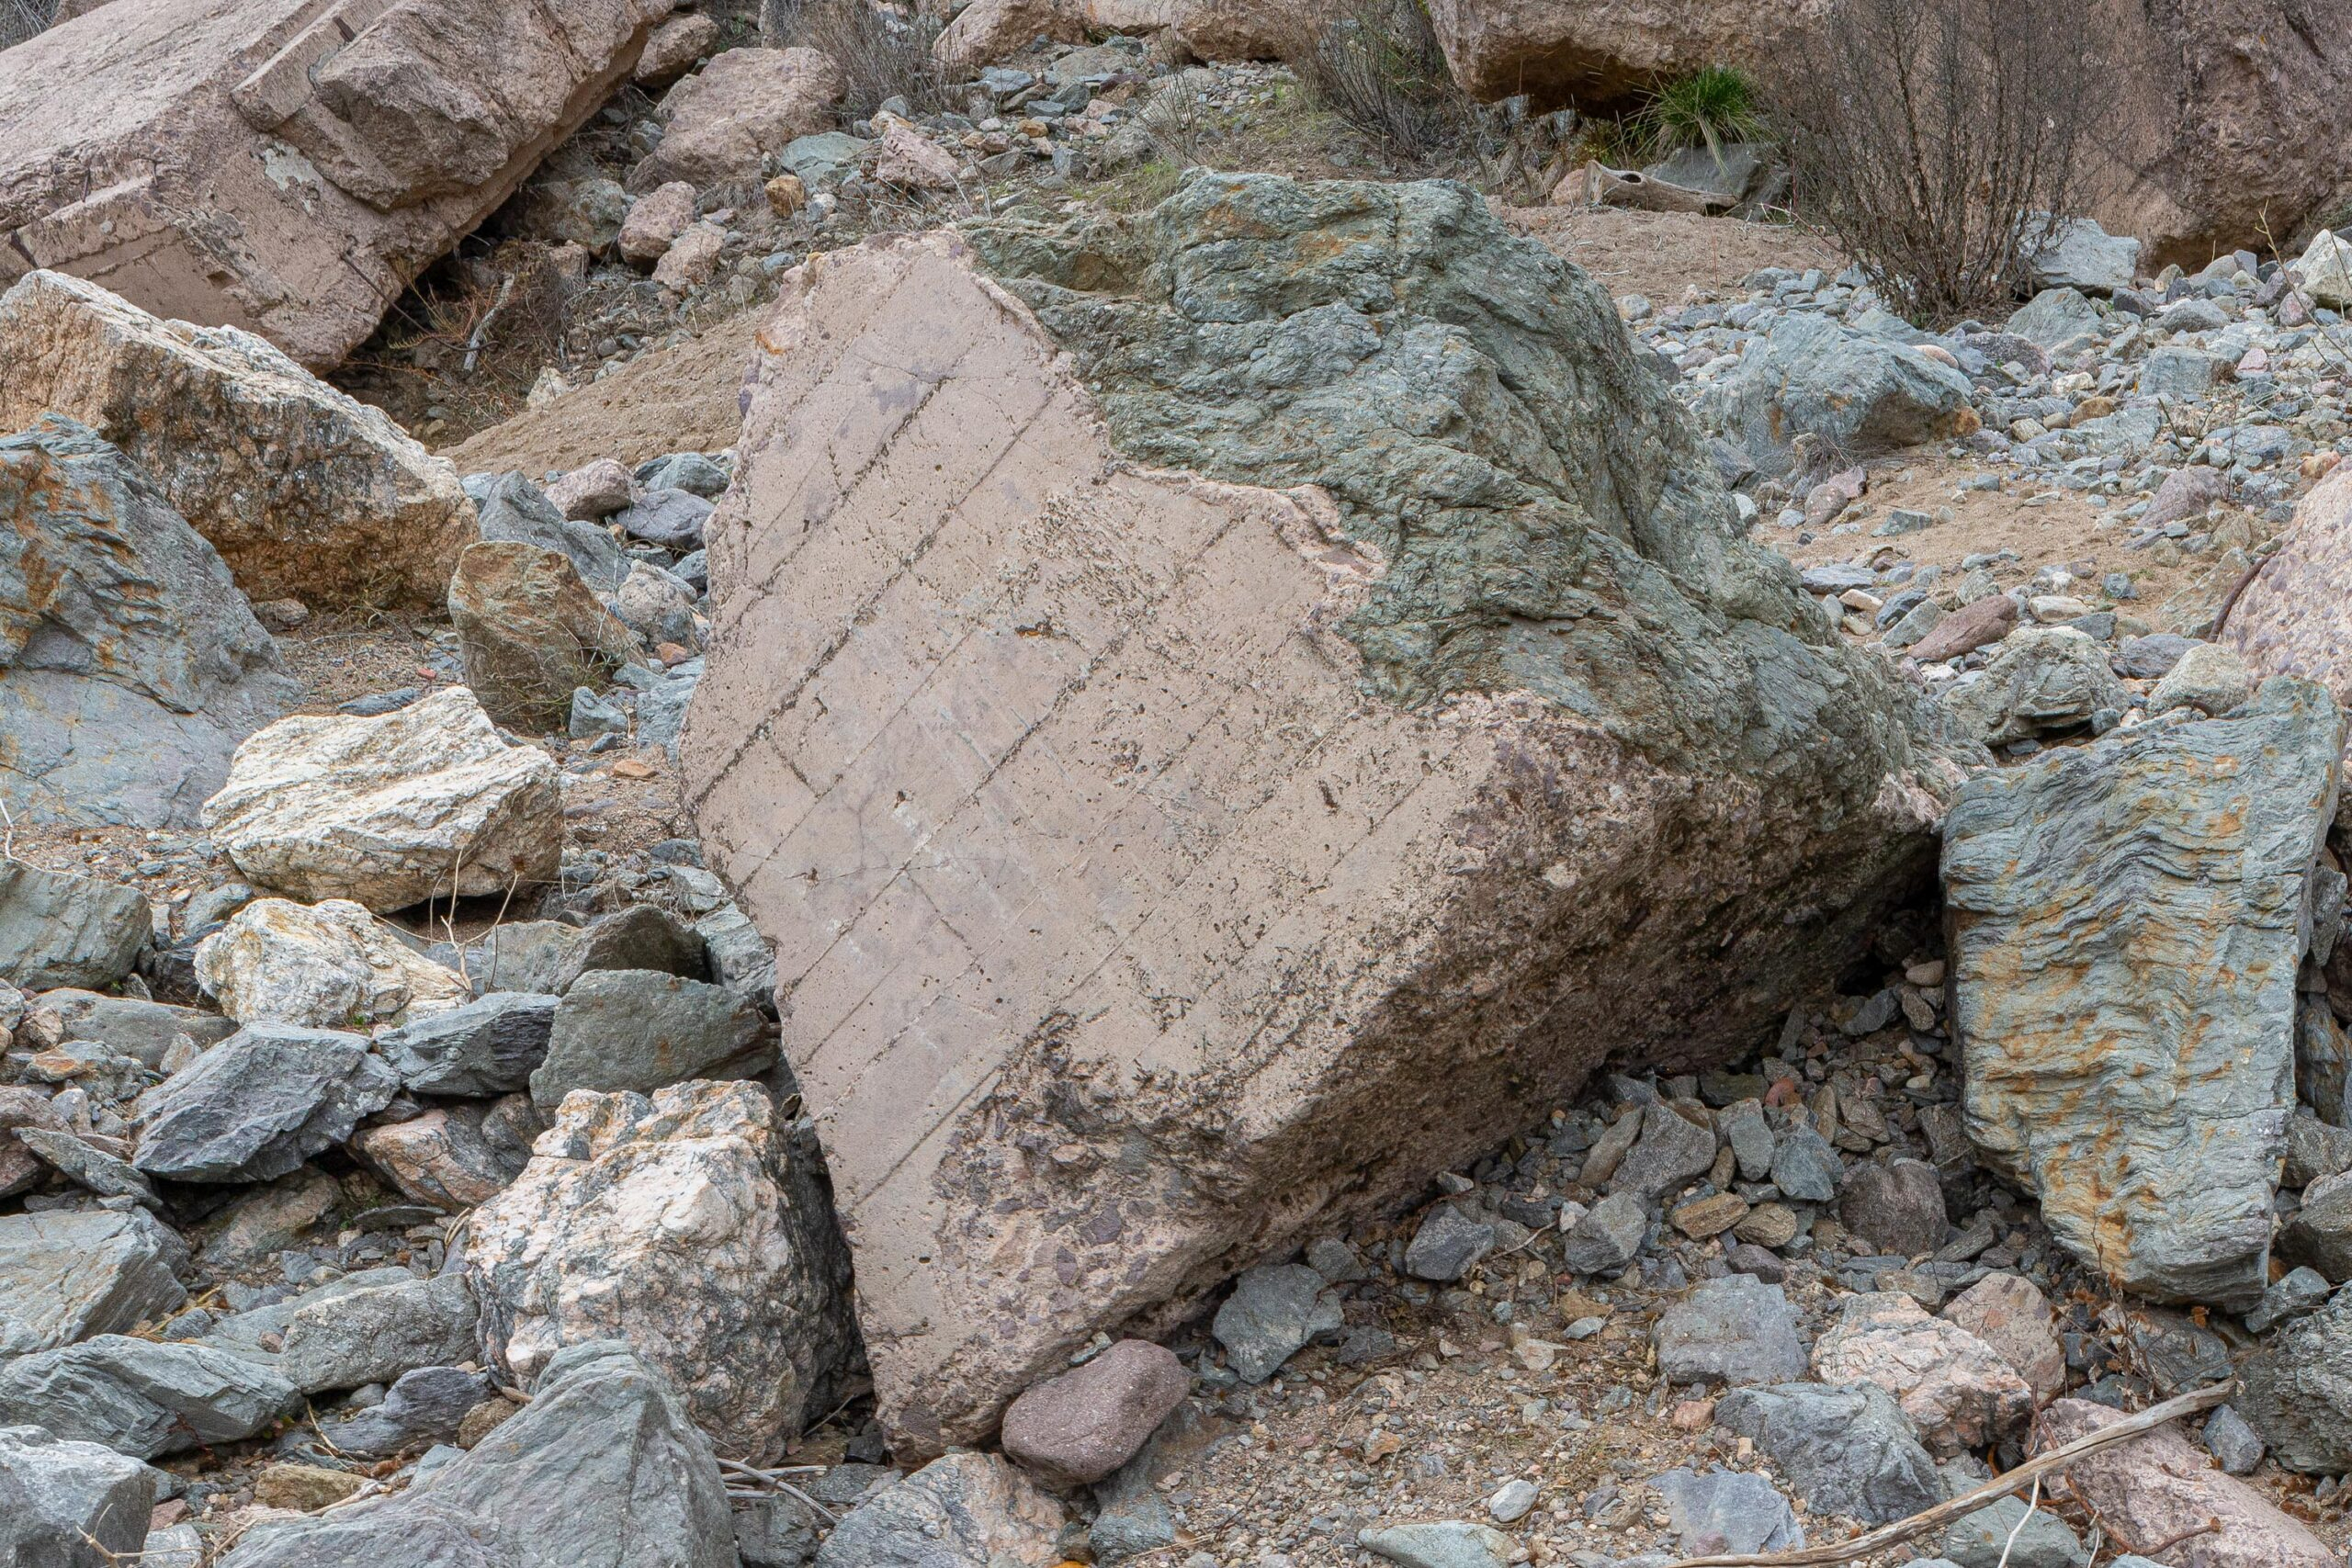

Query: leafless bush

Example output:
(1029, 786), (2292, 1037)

(0, 0), (56, 50)
(764, 0), (949, 118)
(1292, 0), (1480, 165)
(1772, 0), (2098, 323)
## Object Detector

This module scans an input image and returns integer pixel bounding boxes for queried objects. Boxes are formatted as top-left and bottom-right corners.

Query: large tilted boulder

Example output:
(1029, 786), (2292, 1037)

(0, 0), (682, 370)
(194, 898), (469, 1027)
(449, 541), (641, 732)
(464, 1082), (857, 1463)
(0, 1208), (187, 1358)
(0, 414), (294, 828)
(0, 273), (472, 605)
(683, 173), (1957, 1449)
(217, 1340), (736, 1568)
(201, 687), (565, 912)
(628, 47), (843, 191)
(0, 1425), (158, 1568)
(1944, 677), (2342, 1308)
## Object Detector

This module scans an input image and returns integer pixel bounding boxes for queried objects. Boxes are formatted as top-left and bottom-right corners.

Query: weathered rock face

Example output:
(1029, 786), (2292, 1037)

(1706, 314), (1977, 478)
(0, 1336), (297, 1457)
(194, 898), (469, 1026)
(0, 0), (681, 370)
(1944, 678), (2341, 1308)
(2224, 467), (2352, 708)
(684, 174), (1954, 1449)
(449, 541), (641, 732)
(0, 414), (295, 828)
(0, 274), (471, 605)
(2034, 1398), (2335, 1567)
(215, 1340), (736, 1568)
(813, 1452), (1066, 1568)
(1426, 0), (1821, 107)
(133, 1021), (399, 1183)
(0, 1208), (187, 1358)
(0, 865), (151, 993)
(201, 687), (565, 913)
(464, 1082), (857, 1462)
(629, 47), (843, 191)
(0, 1423), (157, 1568)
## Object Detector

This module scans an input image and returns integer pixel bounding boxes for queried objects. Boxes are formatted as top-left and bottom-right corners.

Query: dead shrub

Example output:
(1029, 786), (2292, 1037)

(763, 0), (949, 118)
(1771, 0), (2099, 323)
(1291, 0), (1480, 166)
(0, 0), (55, 49)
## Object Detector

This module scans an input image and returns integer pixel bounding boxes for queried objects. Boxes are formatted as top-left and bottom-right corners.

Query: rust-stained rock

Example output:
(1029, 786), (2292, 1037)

(0, 413), (294, 829)
(2225, 467), (2352, 714)
(2034, 1397), (2335, 1566)
(449, 541), (641, 732)
(683, 174), (1957, 1451)
(1944, 677), (2341, 1309)
(0, 272), (472, 607)
(0, 0), (682, 370)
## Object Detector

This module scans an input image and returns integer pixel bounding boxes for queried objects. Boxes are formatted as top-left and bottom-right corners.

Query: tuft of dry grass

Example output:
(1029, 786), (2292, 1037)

(763, 0), (950, 118)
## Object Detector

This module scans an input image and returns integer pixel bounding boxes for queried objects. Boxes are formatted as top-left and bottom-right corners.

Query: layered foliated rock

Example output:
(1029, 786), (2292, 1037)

(1944, 678), (2341, 1307)
(687, 173), (1960, 1449)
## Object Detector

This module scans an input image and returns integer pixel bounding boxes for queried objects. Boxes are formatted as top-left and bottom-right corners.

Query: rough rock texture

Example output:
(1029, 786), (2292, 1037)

(1425, 0), (1823, 107)
(1809, 1292), (2033, 1454)
(2238, 1288), (2352, 1473)
(999, 1338), (1188, 1484)
(216, 1340), (736, 1568)
(2033, 1398), (2335, 1567)
(1712, 1382), (1939, 1526)
(1707, 313), (1976, 478)
(202, 687), (565, 912)
(1939, 1272), (2064, 1406)
(133, 1021), (398, 1182)
(0, 0), (683, 370)
(194, 898), (469, 1026)
(379, 992), (559, 1096)
(0, 414), (294, 828)
(0, 1336), (298, 1457)
(1943, 678), (2340, 1307)
(450, 541), (641, 732)
(0, 1208), (187, 1357)
(0, 274), (471, 604)
(1943, 627), (2129, 747)
(530, 968), (772, 1111)
(0, 864), (150, 992)
(2224, 467), (2352, 707)
(813, 1451), (1066, 1568)
(464, 1082), (856, 1462)
(280, 1274), (479, 1393)
(0, 1423), (157, 1568)
(352, 1096), (537, 1210)
(630, 47), (843, 190)
(469, 470), (630, 592)
(684, 175), (1951, 1450)
(1651, 1274), (1806, 1387)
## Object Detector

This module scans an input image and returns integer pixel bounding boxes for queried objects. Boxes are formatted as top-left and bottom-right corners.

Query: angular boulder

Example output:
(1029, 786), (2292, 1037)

(449, 540), (641, 732)
(464, 1081), (857, 1462)
(0, 415), (294, 828)
(201, 687), (564, 912)
(379, 991), (559, 1096)
(1708, 313), (1977, 478)
(813, 1452), (1066, 1568)
(1809, 1292), (2032, 1453)
(0, 1337), (298, 1458)
(0, 863), (151, 992)
(1712, 1382), (1939, 1526)
(629, 47), (843, 190)
(0, 1209), (187, 1358)
(279, 1274), (480, 1394)
(0, 0), (683, 370)
(216, 1340), (736, 1568)
(0, 1424), (158, 1568)
(1943, 677), (2341, 1307)
(529, 967), (772, 1111)
(133, 1021), (399, 1182)
(468, 470), (631, 592)
(683, 174), (1954, 1450)
(352, 1096), (538, 1211)
(2238, 1288), (2352, 1473)
(0, 274), (472, 604)
(194, 898), (469, 1026)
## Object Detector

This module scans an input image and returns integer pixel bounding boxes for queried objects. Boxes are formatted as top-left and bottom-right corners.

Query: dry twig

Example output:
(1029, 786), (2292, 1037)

(1658, 1382), (2232, 1568)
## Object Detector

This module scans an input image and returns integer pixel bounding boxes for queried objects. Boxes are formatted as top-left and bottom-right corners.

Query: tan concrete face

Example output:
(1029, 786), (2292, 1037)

(0, 0), (675, 368)
(686, 233), (1939, 1452)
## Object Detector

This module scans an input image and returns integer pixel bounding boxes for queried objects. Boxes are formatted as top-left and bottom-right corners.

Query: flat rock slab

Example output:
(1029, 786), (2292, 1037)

(0, 1336), (297, 1457)
(0, 0), (680, 372)
(683, 176), (1950, 1450)
(0, 415), (294, 828)
(1944, 677), (2340, 1307)
(0, 1208), (187, 1358)
(2034, 1398), (2334, 1567)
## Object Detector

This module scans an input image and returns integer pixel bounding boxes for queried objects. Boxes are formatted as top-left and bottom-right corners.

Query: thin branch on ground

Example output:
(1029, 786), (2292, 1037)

(1657, 1382), (2231, 1568)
